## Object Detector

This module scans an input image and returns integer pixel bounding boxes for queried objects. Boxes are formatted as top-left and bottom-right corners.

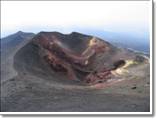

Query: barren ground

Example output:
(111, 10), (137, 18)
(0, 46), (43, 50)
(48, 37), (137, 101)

(1, 39), (150, 112)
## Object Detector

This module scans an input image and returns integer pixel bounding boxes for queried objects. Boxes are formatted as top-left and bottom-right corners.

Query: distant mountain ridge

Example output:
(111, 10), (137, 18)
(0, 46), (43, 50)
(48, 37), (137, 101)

(1, 30), (149, 54)
(1, 31), (34, 47)
(1, 31), (35, 61)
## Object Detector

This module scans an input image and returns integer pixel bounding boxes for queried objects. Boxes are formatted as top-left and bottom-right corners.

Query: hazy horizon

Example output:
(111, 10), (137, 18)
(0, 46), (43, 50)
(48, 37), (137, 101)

(1, 1), (151, 53)
(1, 1), (150, 37)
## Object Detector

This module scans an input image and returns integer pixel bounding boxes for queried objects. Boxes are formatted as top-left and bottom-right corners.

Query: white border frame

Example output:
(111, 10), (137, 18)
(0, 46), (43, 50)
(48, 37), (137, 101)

(0, 0), (153, 115)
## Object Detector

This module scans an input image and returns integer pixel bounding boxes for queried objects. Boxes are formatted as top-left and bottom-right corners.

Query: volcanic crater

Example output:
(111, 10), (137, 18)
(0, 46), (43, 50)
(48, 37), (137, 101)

(1, 31), (150, 112)
(14, 31), (148, 86)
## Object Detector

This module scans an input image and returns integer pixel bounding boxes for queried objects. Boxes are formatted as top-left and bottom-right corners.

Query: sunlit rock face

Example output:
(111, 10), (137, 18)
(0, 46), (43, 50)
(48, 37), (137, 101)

(31, 31), (149, 85)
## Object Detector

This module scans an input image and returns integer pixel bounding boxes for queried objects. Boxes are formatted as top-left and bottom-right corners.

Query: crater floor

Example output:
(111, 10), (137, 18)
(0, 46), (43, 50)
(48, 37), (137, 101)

(1, 32), (150, 112)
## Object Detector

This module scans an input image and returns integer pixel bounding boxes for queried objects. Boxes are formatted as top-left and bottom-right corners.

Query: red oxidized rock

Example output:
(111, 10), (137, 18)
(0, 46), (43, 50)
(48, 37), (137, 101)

(32, 32), (116, 84)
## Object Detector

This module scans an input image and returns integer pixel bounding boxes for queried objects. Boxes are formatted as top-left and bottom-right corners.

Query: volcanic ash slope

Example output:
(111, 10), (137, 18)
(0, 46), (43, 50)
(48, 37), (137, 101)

(1, 31), (150, 112)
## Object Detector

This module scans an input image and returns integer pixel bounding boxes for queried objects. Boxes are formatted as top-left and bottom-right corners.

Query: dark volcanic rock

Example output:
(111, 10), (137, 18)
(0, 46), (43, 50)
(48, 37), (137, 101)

(27, 31), (139, 84)
(1, 31), (34, 48)
(1, 31), (150, 112)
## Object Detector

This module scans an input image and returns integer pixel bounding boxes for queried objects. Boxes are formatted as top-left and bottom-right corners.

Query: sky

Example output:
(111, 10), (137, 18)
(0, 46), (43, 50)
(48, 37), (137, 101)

(1, 1), (151, 38)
